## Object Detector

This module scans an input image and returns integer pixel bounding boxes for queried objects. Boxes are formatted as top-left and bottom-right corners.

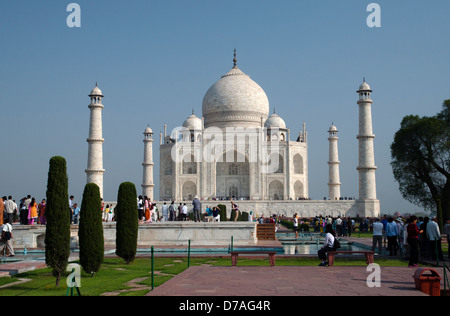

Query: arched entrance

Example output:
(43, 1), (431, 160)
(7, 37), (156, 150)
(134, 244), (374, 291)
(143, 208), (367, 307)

(216, 150), (250, 199)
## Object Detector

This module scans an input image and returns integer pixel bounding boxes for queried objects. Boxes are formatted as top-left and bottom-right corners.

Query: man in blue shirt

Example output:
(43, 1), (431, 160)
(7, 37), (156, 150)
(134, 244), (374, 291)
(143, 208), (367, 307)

(72, 203), (80, 224)
(385, 217), (398, 256)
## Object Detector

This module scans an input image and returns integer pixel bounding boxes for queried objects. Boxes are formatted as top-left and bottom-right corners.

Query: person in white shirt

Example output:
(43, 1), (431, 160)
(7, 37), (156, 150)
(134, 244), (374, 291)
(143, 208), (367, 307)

(161, 202), (169, 222)
(427, 217), (444, 261)
(1, 218), (15, 257)
(182, 203), (188, 221)
(372, 218), (384, 254)
(4, 196), (16, 224)
(293, 213), (299, 238)
(335, 216), (342, 236)
(318, 224), (336, 266)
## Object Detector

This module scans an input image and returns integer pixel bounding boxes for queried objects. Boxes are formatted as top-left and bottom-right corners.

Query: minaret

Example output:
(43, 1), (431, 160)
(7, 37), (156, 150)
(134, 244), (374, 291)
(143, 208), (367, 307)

(86, 83), (105, 198)
(142, 126), (154, 200)
(356, 79), (380, 216)
(328, 124), (341, 200)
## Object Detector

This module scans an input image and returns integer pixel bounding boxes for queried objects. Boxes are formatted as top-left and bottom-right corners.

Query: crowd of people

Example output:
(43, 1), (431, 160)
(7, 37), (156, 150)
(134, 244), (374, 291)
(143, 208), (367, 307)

(306, 214), (450, 267)
(0, 195), (47, 226)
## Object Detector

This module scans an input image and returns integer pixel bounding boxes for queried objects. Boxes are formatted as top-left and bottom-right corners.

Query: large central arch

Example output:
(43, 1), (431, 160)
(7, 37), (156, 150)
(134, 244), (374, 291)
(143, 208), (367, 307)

(216, 150), (250, 199)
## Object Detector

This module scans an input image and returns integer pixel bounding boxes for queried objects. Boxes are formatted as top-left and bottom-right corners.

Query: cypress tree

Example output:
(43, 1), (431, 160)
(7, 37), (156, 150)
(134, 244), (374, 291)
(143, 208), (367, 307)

(79, 183), (104, 275)
(45, 156), (71, 286)
(115, 182), (138, 264)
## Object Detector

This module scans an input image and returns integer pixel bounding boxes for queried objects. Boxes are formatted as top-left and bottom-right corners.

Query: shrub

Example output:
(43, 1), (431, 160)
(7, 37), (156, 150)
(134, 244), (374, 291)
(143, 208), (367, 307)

(79, 183), (104, 274)
(45, 156), (71, 286)
(299, 223), (310, 232)
(217, 204), (227, 221)
(115, 182), (138, 264)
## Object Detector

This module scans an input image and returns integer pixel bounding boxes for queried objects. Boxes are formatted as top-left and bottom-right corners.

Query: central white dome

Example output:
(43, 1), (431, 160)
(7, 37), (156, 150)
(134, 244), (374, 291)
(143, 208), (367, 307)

(202, 65), (270, 128)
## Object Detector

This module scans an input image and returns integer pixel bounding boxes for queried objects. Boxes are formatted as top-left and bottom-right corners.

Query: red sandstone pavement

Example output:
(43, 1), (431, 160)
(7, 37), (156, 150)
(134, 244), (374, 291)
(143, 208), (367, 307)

(0, 260), (47, 277)
(146, 265), (440, 296)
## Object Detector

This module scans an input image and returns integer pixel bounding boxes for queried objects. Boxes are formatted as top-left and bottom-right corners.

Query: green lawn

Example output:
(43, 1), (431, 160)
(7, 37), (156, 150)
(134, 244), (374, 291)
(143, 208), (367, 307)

(0, 256), (411, 296)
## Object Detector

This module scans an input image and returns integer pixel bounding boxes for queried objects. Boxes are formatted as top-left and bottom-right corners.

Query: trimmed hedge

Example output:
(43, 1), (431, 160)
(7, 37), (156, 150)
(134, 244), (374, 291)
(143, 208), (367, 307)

(115, 182), (138, 264)
(79, 183), (104, 274)
(45, 156), (71, 286)
(217, 204), (227, 221)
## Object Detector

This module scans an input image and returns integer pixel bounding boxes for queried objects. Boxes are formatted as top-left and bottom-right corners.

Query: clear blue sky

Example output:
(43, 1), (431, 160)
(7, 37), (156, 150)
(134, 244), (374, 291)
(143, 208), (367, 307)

(1, 0), (449, 215)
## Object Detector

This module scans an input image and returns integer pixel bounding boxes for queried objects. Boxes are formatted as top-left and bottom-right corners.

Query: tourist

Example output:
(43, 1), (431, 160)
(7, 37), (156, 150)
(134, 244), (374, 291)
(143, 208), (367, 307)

(169, 201), (175, 221)
(69, 195), (75, 223)
(427, 216), (444, 262)
(385, 217), (398, 256)
(407, 216), (422, 267)
(4, 196), (16, 224)
(231, 201), (239, 222)
(335, 216), (342, 236)
(138, 196), (144, 224)
(372, 217), (383, 254)
(0, 197), (4, 226)
(193, 196), (201, 222)
(106, 205), (114, 222)
(318, 224), (336, 266)
(103, 204), (109, 222)
(144, 196), (150, 222)
(419, 217), (429, 258)
(346, 217), (353, 236)
(19, 197), (27, 225)
(444, 220), (450, 259)
(38, 199), (46, 225)
(1, 218), (15, 257)
(396, 217), (405, 254)
(72, 203), (80, 224)
(402, 218), (410, 256)
(381, 214), (388, 247)
(181, 203), (188, 221)
(152, 203), (158, 222)
(28, 197), (38, 225)
(293, 213), (299, 238)
(341, 217), (347, 236)
(212, 207), (220, 222)
(178, 203), (183, 221)
(162, 202), (168, 221)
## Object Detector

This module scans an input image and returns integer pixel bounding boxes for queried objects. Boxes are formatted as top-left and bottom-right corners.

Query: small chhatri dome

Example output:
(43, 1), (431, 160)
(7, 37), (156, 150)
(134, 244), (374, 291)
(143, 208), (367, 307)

(358, 78), (372, 92)
(90, 83), (103, 96)
(182, 114), (202, 130)
(264, 113), (286, 129)
(328, 124), (338, 132)
(144, 126), (153, 134)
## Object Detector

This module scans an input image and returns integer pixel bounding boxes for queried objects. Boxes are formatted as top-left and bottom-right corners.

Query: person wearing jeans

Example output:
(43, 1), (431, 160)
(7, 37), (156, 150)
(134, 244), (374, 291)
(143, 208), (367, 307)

(372, 218), (384, 254)
(318, 224), (336, 266)
(407, 216), (422, 268)
(385, 217), (398, 256)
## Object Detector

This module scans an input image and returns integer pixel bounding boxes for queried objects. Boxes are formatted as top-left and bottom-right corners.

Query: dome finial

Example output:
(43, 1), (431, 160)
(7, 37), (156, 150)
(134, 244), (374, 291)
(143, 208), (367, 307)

(233, 48), (237, 68)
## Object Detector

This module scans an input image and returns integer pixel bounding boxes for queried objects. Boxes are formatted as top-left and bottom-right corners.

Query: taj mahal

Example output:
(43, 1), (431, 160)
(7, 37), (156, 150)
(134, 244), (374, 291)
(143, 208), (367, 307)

(86, 51), (380, 218)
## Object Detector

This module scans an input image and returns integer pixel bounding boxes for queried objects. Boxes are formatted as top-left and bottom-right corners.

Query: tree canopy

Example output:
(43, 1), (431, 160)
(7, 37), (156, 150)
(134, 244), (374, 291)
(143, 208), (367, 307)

(391, 100), (450, 222)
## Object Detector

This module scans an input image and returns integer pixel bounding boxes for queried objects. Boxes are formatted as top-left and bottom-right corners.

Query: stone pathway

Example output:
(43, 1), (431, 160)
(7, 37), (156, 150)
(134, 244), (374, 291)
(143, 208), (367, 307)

(146, 265), (433, 296)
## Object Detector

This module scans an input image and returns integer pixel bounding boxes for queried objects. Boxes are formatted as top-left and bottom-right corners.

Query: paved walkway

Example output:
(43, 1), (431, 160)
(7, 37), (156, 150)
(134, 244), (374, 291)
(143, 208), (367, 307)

(146, 265), (437, 296)
(1, 235), (447, 296)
